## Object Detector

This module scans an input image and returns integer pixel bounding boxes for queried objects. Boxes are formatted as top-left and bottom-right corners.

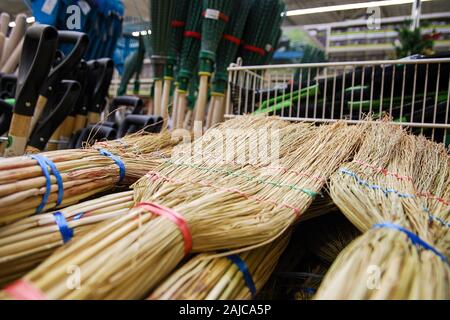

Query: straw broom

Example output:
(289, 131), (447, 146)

(149, 229), (291, 300)
(315, 123), (450, 299)
(176, 0), (203, 129)
(0, 132), (178, 226)
(0, 191), (134, 287)
(1, 117), (367, 300)
(195, 0), (234, 128)
(150, 0), (175, 118)
(163, 0), (190, 127)
(208, 0), (254, 128)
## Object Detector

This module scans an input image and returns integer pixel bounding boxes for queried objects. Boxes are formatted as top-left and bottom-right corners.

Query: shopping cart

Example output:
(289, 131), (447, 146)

(226, 56), (450, 145)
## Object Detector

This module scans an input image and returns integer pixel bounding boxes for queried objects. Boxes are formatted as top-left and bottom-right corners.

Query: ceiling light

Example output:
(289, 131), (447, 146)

(285, 0), (433, 17)
(140, 30), (148, 36)
(26, 16), (35, 23)
(8, 22), (16, 28)
(132, 31), (140, 37)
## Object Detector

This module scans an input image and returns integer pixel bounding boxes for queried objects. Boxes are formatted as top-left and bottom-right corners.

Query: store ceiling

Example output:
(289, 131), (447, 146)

(0, 0), (449, 26)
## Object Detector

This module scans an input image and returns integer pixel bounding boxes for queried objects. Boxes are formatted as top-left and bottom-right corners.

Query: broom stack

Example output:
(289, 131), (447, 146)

(315, 123), (450, 299)
(0, 116), (366, 300)
(175, 1), (203, 129)
(150, 230), (291, 300)
(0, 132), (178, 226)
(149, 0), (175, 118)
(194, 0), (234, 128)
(0, 191), (134, 287)
(208, 0), (254, 128)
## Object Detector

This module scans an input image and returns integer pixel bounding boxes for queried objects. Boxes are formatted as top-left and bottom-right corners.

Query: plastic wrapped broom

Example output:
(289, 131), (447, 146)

(239, 0), (285, 66)
(149, 0), (175, 117)
(162, 0), (190, 127)
(208, 0), (254, 128)
(194, 0), (234, 128)
(175, 0), (203, 129)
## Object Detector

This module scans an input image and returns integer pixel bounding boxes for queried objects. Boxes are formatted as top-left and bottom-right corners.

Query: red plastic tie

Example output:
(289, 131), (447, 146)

(184, 31), (201, 39)
(171, 20), (186, 28)
(4, 280), (47, 300)
(223, 34), (241, 46)
(137, 202), (192, 255)
(243, 44), (266, 56)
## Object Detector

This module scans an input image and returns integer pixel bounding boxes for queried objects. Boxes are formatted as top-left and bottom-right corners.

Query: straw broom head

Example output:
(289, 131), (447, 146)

(316, 124), (450, 299)
(212, 0), (254, 95)
(199, 0), (235, 75)
(1, 118), (367, 300)
(239, 0), (285, 66)
(177, 0), (203, 92)
(150, 0), (176, 79)
(149, 230), (291, 300)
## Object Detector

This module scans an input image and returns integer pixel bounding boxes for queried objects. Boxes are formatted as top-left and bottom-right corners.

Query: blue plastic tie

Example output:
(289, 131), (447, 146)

(53, 212), (74, 243)
(373, 222), (449, 265)
(30, 155), (52, 214)
(227, 254), (257, 298)
(98, 149), (125, 183)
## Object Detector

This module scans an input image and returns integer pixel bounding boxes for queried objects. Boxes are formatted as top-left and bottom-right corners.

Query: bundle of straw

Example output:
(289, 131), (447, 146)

(195, 0), (235, 126)
(208, 0), (254, 128)
(150, 0), (175, 117)
(0, 191), (134, 287)
(175, 0), (203, 129)
(239, 0), (285, 66)
(0, 117), (366, 300)
(165, 0), (190, 126)
(315, 123), (450, 299)
(150, 230), (290, 300)
(0, 132), (177, 226)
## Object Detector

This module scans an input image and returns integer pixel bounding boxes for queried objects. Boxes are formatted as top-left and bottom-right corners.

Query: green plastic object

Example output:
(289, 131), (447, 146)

(253, 84), (318, 115)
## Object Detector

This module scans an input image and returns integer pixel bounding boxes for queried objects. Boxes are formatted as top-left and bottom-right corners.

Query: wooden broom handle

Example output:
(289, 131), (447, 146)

(211, 95), (225, 127)
(194, 75), (209, 126)
(152, 80), (163, 116)
(160, 78), (172, 127)
(1, 37), (23, 74)
(0, 13), (10, 37)
(176, 91), (187, 130)
(0, 34), (4, 65)
(0, 14), (26, 68)
(171, 87), (179, 129)
(205, 97), (215, 130)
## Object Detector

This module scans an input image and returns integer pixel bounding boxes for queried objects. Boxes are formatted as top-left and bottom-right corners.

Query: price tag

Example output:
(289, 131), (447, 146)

(204, 9), (220, 20)
(41, 0), (57, 15)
